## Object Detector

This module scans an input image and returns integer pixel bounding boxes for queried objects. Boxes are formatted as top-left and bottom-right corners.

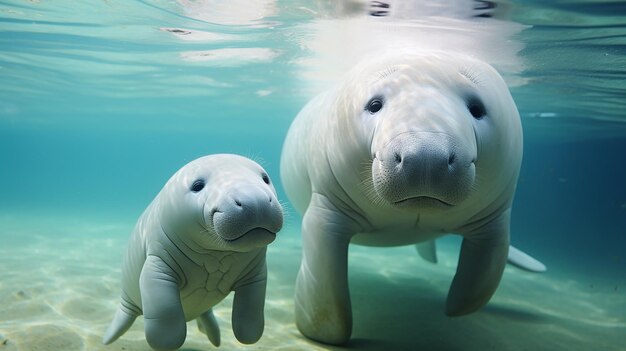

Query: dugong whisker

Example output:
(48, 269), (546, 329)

(358, 162), (390, 208)
(468, 164), (483, 194)
(244, 151), (266, 169)
(198, 227), (229, 250)
(278, 199), (293, 220)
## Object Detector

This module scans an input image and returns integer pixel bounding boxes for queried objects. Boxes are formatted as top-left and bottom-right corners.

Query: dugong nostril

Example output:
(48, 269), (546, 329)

(394, 152), (402, 164)
(209, 207), (219, 217)
(235, 199), (242, 207)
(448, 153), (456, 166)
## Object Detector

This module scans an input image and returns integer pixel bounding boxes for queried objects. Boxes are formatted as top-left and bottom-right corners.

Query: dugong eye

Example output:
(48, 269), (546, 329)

(467, 97), (486, 119)
(365, 96), (384, 114)
(191, 179), (205, 192)
(262, 173), (270, 185)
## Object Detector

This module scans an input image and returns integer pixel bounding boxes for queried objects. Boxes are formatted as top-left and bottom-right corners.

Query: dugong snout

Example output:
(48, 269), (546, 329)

(372, 132), (476, 207)
(212, 184), (283, 243)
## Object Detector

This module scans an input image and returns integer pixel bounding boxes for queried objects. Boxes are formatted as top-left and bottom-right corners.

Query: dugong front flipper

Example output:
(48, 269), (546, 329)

(295, 193), (355, 345)
(446, 210), (510, 316)
(416, 242), (546, 272)
(140, 255), (187, 350)
(231, 270), (268, 344)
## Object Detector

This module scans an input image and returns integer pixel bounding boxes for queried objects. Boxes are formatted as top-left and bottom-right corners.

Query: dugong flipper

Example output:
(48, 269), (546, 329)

(103, 154), (283, 349)
(281, 52), (528, 344)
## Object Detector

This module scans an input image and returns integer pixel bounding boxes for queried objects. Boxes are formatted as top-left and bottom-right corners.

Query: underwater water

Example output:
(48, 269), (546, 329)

(0, 0), (625, 350)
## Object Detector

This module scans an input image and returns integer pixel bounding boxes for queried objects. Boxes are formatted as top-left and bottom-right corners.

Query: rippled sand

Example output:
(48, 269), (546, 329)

(0, 213), (623, 350)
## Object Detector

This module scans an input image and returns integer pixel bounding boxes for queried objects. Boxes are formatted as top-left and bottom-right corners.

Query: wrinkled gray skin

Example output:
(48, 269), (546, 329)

(103, 154), (283, 350)
(280, 52), (532, 345)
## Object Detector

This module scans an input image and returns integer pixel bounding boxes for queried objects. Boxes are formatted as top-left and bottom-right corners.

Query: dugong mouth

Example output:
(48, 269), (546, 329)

(392, 196), (454, 209)
(220, 227), (276, 243)
(214, 226), (278, 251)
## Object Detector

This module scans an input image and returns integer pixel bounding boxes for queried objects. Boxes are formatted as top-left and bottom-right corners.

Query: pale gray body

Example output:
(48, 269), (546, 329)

(280, 52), (542, 345)
(103, 154), (283, 350)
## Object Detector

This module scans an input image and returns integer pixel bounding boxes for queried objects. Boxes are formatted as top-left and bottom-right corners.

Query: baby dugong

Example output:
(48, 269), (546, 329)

(103, 154), (283, 350)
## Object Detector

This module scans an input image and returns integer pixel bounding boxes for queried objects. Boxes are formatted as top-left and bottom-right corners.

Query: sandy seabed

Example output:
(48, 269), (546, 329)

(0, 212), (624, 351)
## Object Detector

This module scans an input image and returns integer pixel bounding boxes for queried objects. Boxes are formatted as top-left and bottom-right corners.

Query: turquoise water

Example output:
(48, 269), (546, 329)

(1, 1), (625, 350)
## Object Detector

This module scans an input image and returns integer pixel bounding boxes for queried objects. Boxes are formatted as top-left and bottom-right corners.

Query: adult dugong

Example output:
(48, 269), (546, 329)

(103, 154), (283, 350)
(280, 51), (540, 345)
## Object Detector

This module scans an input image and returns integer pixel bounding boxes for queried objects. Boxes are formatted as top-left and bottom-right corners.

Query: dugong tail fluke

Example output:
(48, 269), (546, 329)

(416, 242), (438, 263)
(416, 242), (547, 272)
(102, 304), (138, 345)
(507, 245), (547, 272)
(197, 309), (221, 347)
